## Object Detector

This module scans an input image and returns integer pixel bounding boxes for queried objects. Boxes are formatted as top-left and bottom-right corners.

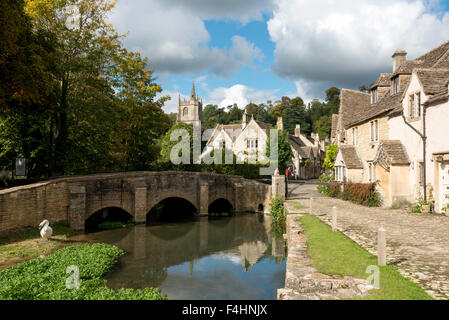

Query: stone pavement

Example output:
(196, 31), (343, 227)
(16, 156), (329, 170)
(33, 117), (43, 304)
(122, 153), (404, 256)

(286, 183), (449, 300)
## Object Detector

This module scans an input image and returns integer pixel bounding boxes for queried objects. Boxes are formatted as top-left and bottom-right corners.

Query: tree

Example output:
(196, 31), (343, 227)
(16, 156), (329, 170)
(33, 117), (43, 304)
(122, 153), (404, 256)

(160, 123), (194, 163)
(313, 115), (332, 139)
(282, 98), (309, 135)
(359, 85), (369, 93)
(323, 144), (339, 172)
(266, 130), (292, 173)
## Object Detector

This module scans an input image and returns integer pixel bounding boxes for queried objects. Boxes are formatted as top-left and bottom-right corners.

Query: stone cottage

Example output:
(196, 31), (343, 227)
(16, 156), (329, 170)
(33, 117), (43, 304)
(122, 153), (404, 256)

(331, 40), (449, 211)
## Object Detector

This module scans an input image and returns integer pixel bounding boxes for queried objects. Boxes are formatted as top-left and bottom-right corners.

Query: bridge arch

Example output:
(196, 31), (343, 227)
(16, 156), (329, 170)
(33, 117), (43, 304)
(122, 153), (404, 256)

(147, 196), (198, 224)
(85, 206), (133, 231)
(208, 198), (234, 216)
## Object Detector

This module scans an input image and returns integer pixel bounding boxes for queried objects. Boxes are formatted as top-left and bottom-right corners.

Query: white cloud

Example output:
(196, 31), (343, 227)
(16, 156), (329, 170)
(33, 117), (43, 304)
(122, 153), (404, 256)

(208, 84), (279, 108)
(159, 90), (180, 114)
(109, 0), (265, 77)
(268, 0), (449, 97)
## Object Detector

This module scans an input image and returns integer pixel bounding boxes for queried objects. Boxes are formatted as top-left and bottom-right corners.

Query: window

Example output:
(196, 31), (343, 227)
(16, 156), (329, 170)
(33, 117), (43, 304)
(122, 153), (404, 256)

(335, 166), (346, 182)
(219, 140), (226, 149)
(352, 127), (358, 145)
(408, 92), (422, 119)
(418, 162), (424, 186)
(409, 94), (415, 118)
(370, 120), (379, 142)
(247, 139), (258, 149)
(183, 107), (189, 117)
(416, 92), (421, 117)
(371, 88), (378, 104)
(392, 76), (400, 95)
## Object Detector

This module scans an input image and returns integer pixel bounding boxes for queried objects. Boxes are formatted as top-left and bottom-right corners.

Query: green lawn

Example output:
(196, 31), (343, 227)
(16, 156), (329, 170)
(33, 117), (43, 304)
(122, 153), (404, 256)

(299, 214), (434, 300)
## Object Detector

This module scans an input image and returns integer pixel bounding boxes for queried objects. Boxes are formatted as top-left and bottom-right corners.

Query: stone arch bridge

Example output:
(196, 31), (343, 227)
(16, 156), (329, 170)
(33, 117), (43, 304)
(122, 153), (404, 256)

(0, 172), (272, 232)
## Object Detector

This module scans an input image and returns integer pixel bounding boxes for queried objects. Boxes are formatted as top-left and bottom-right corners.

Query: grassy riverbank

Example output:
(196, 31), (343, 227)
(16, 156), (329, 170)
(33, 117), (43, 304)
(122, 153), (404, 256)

(0, 223), (76, 270)
(299, 214), (433, 300)
(0, 243), (166, 300)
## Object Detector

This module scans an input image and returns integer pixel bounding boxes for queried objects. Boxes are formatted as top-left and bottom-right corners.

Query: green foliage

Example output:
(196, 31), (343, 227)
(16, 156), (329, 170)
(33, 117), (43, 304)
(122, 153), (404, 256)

(281, 98), (308, 135)
(322, 144), (339, 172)
(0, 243), (166, 300)
(299, 215), (433, 300)
(317, 174), (334, 196)
(270, 196), (286, 240)
(159, 122), (194, 163)
(265, 129), (292, 173)
(270, 196), (285, 222)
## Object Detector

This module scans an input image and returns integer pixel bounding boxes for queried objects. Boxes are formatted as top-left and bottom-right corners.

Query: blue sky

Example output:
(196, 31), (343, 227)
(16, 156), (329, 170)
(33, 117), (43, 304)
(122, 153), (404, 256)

(109, 0), (449, 114)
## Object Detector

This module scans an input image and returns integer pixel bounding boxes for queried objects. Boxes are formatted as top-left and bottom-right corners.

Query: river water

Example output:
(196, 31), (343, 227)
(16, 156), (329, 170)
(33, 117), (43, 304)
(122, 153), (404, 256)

(71, 214), (286, 300)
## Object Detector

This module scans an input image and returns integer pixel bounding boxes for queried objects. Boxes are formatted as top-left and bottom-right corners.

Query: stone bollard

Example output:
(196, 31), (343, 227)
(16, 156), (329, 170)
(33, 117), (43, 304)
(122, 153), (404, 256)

(332, 206), (337, 232)
(378, 227), (386, 266)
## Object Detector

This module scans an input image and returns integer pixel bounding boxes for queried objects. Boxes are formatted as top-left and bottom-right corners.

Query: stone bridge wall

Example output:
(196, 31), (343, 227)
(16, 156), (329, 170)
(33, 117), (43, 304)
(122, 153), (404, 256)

(0, 172), (272, 233)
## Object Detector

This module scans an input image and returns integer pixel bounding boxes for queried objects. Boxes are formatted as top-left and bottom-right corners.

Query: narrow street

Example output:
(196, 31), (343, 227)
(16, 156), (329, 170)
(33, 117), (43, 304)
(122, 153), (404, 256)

(286, 182), (449, 300)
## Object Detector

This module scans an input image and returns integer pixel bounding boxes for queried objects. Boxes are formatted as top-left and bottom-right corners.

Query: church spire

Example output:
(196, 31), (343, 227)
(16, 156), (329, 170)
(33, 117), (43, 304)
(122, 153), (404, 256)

(191, 81), (196, 100)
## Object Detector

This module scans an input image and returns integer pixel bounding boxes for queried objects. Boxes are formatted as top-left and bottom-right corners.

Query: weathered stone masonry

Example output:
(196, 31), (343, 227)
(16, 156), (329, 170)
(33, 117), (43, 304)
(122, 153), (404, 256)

(0, 172), (272, 233)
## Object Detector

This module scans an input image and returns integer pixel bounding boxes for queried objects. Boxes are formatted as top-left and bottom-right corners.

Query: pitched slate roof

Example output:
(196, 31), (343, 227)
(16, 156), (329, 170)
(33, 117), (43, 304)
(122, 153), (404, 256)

(377, 140), (410, 165)
(339, 145), (363, 169)
(339, 89), (371, 129)
(392, 40), (449, 76)
(290, 135), (318, 160)
(331, 114), (339, 140)
(415, 68), (449, 95)
(370, 73), (393, 89)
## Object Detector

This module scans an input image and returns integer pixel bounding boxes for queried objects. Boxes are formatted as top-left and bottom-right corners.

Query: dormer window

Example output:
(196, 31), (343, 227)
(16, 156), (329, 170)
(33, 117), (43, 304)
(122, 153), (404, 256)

(371, 88), (378, 104)
(392, 76), (400, 95)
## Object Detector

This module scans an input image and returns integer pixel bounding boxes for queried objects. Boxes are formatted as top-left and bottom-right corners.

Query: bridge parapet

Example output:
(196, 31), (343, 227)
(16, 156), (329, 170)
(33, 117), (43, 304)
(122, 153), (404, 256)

(0, 171), (272, 233)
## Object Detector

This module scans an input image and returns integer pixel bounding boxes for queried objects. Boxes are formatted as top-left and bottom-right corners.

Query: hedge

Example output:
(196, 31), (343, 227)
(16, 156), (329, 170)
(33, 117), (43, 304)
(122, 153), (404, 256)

(318, 181), (382, 207)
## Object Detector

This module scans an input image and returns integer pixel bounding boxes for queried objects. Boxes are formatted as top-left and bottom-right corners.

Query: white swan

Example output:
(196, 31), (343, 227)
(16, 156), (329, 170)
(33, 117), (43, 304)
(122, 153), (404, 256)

(39, 220), (53, 241)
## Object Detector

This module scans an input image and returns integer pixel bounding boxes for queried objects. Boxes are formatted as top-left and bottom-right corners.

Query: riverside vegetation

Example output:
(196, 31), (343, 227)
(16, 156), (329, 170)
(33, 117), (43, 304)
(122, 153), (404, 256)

(0, 243), (166, 300)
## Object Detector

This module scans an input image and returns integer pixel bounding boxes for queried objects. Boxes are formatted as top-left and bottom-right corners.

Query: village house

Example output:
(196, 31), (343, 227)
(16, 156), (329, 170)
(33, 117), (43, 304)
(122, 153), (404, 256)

(289, 124), (326, 180)
(331, 40), (449, 211)
(177, 82), (326, 178)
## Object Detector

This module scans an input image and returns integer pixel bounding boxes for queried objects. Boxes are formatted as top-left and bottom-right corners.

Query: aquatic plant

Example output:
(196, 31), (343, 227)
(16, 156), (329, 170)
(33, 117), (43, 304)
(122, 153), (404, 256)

(0, 243), (166, 300)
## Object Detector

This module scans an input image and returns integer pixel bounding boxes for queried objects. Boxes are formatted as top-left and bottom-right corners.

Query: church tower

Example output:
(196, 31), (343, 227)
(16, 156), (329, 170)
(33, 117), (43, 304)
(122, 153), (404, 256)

(177, 81), (203, 127)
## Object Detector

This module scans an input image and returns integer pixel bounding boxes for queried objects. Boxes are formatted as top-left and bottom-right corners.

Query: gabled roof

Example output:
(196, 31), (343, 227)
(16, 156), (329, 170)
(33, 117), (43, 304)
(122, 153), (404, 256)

(339, 145), (363, 169)
(370, 73), (393, 89)
(415, 68), (449, 95)
(375, 140), (410, 167)
(339, 89), (371, 129)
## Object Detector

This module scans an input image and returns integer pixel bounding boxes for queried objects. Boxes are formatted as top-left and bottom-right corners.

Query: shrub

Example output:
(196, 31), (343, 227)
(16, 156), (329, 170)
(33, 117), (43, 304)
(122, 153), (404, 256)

(342, 182), (382, 207)
(329, 182), (342, 198)
(270, 196), (286, 239)
(0, 243), (166, 300)
(324, 182), (381, 207)
(317, 174), (333, 195)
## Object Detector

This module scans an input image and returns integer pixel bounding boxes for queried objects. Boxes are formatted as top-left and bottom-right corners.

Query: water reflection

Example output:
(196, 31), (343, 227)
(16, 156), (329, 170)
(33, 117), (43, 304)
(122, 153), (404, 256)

(70, 214), (286, 300)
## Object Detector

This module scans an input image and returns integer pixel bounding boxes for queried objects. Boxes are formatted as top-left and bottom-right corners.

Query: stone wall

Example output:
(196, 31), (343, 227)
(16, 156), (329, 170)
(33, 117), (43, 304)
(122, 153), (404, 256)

(0, 172), (272, 233)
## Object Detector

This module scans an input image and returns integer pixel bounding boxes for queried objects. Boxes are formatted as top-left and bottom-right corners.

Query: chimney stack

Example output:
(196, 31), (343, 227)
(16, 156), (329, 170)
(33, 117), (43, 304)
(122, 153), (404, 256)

(295, 124), (301, 137)
(392, 50), (407, 73)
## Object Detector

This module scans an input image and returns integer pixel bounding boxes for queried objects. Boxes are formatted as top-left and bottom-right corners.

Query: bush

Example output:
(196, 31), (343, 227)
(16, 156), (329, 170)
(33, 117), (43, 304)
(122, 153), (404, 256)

(0, 243), (167, 300)
(317, 174), (333, 195)
(270, 196), (286, 240)
(323, 181), (382, 207)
